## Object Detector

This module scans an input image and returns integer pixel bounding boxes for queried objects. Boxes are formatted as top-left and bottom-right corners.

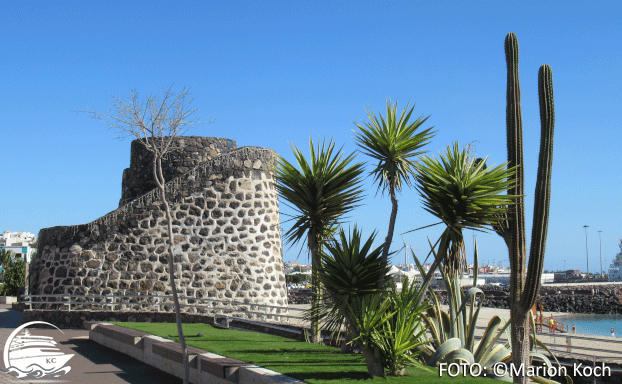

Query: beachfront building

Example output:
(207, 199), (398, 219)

(0, 231), (37, 263)
(608, 239), (622, 282)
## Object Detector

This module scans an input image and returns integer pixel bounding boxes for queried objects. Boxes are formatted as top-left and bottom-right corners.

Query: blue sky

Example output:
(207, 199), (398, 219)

(1, 1), (620, 272)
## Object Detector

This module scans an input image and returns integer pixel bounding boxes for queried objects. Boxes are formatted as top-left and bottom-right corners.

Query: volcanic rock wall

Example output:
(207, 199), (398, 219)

(30, 139), (287, 316)
(437, 284), (622, 314)
(119, 137), (237, 207)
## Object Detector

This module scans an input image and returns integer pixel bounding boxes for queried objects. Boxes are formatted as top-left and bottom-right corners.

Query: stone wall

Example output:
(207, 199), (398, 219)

(440, 284), (622, 314)
(119, 137), (237, 207)
(30, 143), (287, 317)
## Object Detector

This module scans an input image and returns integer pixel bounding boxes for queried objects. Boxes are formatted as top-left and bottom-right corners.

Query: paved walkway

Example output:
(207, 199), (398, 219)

(0, 305), (181, 384)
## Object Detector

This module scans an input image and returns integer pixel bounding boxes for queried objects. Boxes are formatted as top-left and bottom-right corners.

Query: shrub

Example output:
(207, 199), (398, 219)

(1, 257), (26, 296)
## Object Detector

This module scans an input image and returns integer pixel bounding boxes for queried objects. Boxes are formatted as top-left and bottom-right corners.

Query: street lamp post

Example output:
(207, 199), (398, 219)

(583, 225), (589, 279)
(598, 230), (603, 279)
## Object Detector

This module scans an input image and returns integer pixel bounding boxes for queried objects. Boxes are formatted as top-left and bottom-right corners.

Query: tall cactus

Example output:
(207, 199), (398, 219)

(496, 32), (555, 384)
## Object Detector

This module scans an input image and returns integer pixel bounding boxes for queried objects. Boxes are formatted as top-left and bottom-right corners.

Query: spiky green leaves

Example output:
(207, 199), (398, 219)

(353, 99), (435, 194)
(273, 138), (365, 247)
(308, 226), (388, 338)
(319, 228), (431, 375)
(320, 226), (390, 300)
(415, 143), (518, 232)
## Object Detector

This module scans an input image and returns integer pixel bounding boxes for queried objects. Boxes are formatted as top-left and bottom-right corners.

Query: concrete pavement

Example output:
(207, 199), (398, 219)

(3, 303), (620, 383)
(0, 304), (182, 384)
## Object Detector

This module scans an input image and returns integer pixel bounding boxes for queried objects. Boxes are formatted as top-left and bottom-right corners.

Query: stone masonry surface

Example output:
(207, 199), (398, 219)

(29, 138), (287, 317)
(119, 136), (237, 207)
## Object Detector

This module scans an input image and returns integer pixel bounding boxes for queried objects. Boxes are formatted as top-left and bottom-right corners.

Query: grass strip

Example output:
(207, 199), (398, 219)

(113, 322), (497, 383)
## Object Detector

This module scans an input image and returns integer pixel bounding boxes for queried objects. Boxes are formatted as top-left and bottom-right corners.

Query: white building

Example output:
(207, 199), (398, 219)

(0, 231), (37, 263)
(472, 272), (554, 286)
(608, 239), (622, 282)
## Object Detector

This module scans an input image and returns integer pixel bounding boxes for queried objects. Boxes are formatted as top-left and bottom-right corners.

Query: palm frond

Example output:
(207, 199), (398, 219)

(415, 142), (518, 233)
(272, 138), (365, 247)
(353, 99), (435, 195)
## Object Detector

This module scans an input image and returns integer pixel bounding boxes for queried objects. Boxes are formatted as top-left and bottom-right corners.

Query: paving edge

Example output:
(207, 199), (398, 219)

(85, 321), (307, 384)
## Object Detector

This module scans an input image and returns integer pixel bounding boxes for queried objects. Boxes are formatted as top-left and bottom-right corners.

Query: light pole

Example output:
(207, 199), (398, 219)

(598, 230), (603, 279)
(583, 225), (589, 279)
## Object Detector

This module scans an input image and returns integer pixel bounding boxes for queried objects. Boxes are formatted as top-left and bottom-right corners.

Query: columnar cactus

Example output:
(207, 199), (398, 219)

(496, 32), (555, 384)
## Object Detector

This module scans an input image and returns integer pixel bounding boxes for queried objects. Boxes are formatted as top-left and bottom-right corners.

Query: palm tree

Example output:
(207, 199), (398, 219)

(273, 137), (365, 343)
(352, 100), (435, 287)
(413, 143), (518, 306)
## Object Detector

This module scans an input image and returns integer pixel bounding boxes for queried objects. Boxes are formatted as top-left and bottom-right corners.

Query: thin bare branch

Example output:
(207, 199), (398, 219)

(75, 86), (211, 155)
(76, 86), (212, 384)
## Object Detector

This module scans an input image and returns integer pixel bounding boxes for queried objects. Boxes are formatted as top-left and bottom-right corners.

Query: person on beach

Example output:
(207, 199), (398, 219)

(549, 316), (555, 333)
(572, 324), (576, 334)
(612, 328), (615, 337)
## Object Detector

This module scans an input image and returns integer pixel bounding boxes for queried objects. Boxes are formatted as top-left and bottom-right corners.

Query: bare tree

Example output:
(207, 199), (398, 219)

(79, 86), (206, 384)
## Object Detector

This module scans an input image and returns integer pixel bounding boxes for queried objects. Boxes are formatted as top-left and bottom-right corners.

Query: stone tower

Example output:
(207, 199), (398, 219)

(30, 137), (287, 317)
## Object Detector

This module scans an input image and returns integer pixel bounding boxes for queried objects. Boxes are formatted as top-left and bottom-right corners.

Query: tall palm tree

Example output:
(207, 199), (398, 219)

(413, 143), (518, 307)
(352, 100), (435, 287)
(273, 137), (365, 343)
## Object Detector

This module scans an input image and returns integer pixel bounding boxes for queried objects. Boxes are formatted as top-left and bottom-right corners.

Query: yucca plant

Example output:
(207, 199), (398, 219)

(273, 138), (365, 344)
(316, 226), (431, 377)
(411, 142), (518, 306)
(408, 138), (565, 381)
(374, 278), (432, 375)
(407, 142), (517, 379)
(311, 226), (390, 333)
(353, 100), (435, 288)
(416, 143), (517, 235)
(316, 226), (389, 376)
(347, 279), (432, 376)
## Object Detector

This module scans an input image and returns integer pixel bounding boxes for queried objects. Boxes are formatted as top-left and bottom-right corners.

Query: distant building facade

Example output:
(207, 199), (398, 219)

(553, 270), (583, 282)
(474, 272), (554, 286)
(0, 231), (37, 263)
(609, 239), (622, 282)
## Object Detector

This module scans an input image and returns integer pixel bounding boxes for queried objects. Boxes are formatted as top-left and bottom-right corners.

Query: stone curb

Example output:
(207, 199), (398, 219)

(86, 321), (307, 384)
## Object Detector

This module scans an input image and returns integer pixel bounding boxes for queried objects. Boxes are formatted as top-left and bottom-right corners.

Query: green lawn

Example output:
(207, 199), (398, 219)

(113, 322), (497, 383)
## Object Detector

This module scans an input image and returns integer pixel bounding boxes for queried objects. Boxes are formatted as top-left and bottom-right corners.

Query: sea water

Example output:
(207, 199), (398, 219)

(558, 313), (622, 337)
